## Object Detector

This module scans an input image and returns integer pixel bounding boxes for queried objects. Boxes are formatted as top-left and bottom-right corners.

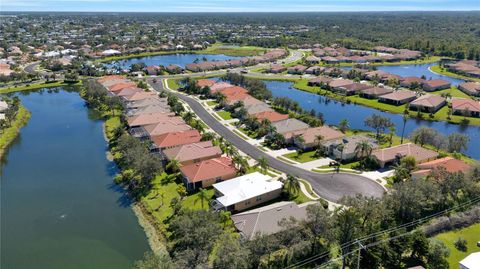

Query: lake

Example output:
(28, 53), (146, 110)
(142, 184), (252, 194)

(343, 62), (466, 86)
(0, 89), (149, 269)
(106, 53), (242, 69)
(262, 80), (480, 160)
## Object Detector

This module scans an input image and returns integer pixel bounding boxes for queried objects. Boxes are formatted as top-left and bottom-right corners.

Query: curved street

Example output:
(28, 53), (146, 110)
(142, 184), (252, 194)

(148, 78), (386, 203)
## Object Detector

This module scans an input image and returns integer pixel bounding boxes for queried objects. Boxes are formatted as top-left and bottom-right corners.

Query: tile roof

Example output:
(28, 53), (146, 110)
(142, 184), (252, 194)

(416, 157), (471, 173)
(127, 112), (178, 127)
(108, 82), (138, 92)
(122, 91), (157, 101)
(180, 157), (237, 183)
(328, 79), (355, 88)
(272, 118), (310, 135)
(196, 79), (216, 88)
(210, 82), (234, 93)
(379, 90), (417, 101)
(150, 129), (202, 149)
(372, 143), (438, 163)
(252, 111), (289, 123)
(144, 121), (191, 136)
(361, 87), (394, 96)
(452, 98), (480, 112)
(163, 141), (222, 163)
(285, 126), (346, 144)
(410, 94), (446, 108)
(423, 79), (451, 88)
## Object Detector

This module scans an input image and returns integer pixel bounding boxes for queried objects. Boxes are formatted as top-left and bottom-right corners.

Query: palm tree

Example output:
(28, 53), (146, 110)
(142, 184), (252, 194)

(314, 134), (324, 156)
(354, 140), (373, 161)
(400, 112), (409, 144)
(192, 120), (205, 133)
(257, 156), (269, 174)
(284, 174), (301, 197)
(233, 154), (249, 174)
(388, 126), (396, 147)
(338, 119), (349, 133)
(194, 188), (210, 209)
(183, 111), (196, 123)
(219, 210), (231, 228)
(166, 159), (181, 173)
(217, 94), (227, 108)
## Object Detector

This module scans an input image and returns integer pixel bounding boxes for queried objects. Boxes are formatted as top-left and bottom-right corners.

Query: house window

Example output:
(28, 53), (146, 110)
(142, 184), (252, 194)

(256, 196), (262, 202)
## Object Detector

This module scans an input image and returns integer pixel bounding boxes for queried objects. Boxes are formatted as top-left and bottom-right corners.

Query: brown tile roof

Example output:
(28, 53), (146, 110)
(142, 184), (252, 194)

(115, 87), (144, 96)
(423, 79), (451, 88)
(196, 79), (216, 88)
(410, 94), (446, 108)
(127, 112), (178, 127)
(361, 87), (394, 96)
(98, 75), (125, 83)
(308, 76), (333, 85)
(210, 82), (234, 93)
(123, 91), (157, 101)
(218, 86), (249, 96)
(180, 157), (237, 183)
(163, 141), (222, 163)
(372, 143), (438, 164)
(285, 126), (345, 143)
(150, 129), (201, 149)
(144, 121), (191, 136)
(451, 98), (480, 112)
(108, 82), (138, 92)
(252, 111), (289, 123)
(400, 76), (426, 85)
(328, 79), (355, 88)
(379, 90), (417, 101)
(459, 82), (480, 95)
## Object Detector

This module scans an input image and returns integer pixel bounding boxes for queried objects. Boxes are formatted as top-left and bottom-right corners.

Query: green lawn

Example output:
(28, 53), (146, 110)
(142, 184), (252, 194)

(203, 44), (266, 57)
(217, 110), (232, 120)
(166, 79), (180, 90)
(233, 129), (250, 140)
(430, 65), (480, 83)
(283, 150), (320, 163)
(207, 100), (218, 106)
(0, 105), (31, 158)
(277, 156), (298, 164)
(181, 188), (215, 211)
(431, 86), (472, 99)
(0, 80), (81, 94)
(238, 127), (258, 139)
(104, 116), (122, 140)
(434, 224), (480, 269)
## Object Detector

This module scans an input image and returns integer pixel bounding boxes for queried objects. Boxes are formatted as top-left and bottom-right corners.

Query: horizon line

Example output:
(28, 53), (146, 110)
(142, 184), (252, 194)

(2, 10), (480, 13)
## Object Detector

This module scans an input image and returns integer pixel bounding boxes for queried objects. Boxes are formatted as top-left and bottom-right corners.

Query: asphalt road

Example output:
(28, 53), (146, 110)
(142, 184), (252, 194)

(148, 78), (386, 203)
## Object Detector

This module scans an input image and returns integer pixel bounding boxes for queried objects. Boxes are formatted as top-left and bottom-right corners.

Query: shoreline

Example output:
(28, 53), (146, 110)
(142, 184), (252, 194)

(0, 105), (31, 160)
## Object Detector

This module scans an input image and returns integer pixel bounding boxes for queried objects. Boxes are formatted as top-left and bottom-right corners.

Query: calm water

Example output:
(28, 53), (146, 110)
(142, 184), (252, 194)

(1, 89), (149, 269)
(343, 62), (465, 86)
(107, 53), (241, 69)
(263, 80), (480, 159)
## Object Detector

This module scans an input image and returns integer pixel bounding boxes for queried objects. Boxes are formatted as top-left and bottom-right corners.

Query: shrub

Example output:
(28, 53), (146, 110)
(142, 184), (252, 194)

(454, 237), (468, 252)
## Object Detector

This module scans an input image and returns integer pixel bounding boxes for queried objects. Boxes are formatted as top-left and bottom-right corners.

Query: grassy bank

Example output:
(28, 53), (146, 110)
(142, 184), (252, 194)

(166, 79), (180, 91)
(0, 106), (31, 159)
(0, 81), (81, 94)
(430, 65), (480, 83)
(434, 223), (480, 269)
(322, 56), (443, 67)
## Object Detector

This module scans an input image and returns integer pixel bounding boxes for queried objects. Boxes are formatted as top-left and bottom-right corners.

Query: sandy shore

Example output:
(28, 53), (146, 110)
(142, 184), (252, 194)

(131, 202), (167, 254)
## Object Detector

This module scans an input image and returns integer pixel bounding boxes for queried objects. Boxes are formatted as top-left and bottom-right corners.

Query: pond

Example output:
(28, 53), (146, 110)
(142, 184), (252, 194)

(106, 53), (242, 69)
(0, 89), (149, 269)
(262, 80), (480, 160)
(343, 62), (465, 86)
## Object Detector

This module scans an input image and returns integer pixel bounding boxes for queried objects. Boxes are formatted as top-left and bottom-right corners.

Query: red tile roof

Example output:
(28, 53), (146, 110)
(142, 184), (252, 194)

(452, 98), (480, 113)
(108, 82), (137, 92)
(98, 75), (125, 83)
(150, 130), (201, 149)
(416, 157), (471, 173)
(196, 79), (216, 88)
(252, 111), (289, 123)
(180, 157), (238, 183)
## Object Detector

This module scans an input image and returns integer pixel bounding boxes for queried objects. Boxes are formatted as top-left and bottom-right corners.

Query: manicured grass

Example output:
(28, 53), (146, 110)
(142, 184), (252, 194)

(258, 146), (268, 152)
(203, 44), (266, 57)
(430, 65), (480, 83)
(206, 100), (218, 106)
(246, 166), (277, 177)
(142, 174), (181, 226)
(0, 105), (31, 158)
(233, 129), (250, 140)
(283, 150), (320, 163)
(181, 188), (215, 210)
(238, 127), (258, 139)
(434, 223), (480, 269)
(0, 81), (81, 94)
(212, 113), (222, 121)
(104, 116), (122, 140)
(166, 79), (180, 90)
(217, 110), (232, 120)
(291, 190), (313, 204)
(431, 86), (472, 99)
(299, 179), (319, 198)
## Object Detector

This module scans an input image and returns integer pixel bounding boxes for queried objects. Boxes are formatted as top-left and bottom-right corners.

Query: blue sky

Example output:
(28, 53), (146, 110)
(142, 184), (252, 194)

(2, 0), (479, 12)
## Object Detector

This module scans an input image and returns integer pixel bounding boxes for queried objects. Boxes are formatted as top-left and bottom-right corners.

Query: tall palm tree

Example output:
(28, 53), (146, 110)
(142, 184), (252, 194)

(388, 126), (396, 147)
(400, 112), (409, 144)
(257, 156), (269, 174)
(284, 174), (301, 197)
(354, 140), (373, 161)
(194, 188), (210, 209)
(314, 134), (324, 156)
(338, 119), (349, 133)
(233, 154), (249, 174)
(183, 111), (196, 124)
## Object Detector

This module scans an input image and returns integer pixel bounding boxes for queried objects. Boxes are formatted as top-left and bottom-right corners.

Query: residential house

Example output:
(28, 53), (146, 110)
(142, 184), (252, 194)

(108, 82), (138, 93)
(271, 118), (310, 137)
(145, 65), (161, 75)
(166, 64), (183, 74)
(305, 55), (321, 64)
(212, 172), (283, 212)
(122, 91), (158, 102)
(286, 126), (346, 150)
(134, 120), (191, 138)
(115, 87), (143, 97)
(327, 79), (355, 90)
(126, 97), (168, 110)
(287, 65), (308, 75)
(210, 82), (234, 93)
(305, 66), (324, 75)
(163, 141), (222, 165)
(335, 83), (372, 96)
(196, 79), (216, 88)
(267, 64), (287, 74)
(307, 76), (333, 87)
(127, 104), (171, 116)
(372, 143), (439, 168)
(231, 201), (316, 240)
(399, 77), (426, 88)
(360, 87), (394, 99)
(422, 79), (451, 91)
(127, 112), (177, 128)
(324, 135), (378, 162)
(411, 157), (472, 179)
(409, 94), (446, 113)
(180, 157), (238, 191)
(244, 102), (273, 116)
(378, 90), (417, 105)
(252, 111), (289, 123)
(459, 252), (480, 269)
(451, 98), (480, 117)
(149, 129), (202, 152)
(458, 82), (480, 97)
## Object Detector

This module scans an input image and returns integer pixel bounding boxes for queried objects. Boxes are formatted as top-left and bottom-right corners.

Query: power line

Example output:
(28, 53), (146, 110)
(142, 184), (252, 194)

(284, 196), (480, 269)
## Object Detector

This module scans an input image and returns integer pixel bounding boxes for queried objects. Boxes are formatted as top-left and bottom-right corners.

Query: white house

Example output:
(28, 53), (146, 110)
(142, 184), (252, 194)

(460, 252), (480, 269)
(212, 172), (283, 212)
